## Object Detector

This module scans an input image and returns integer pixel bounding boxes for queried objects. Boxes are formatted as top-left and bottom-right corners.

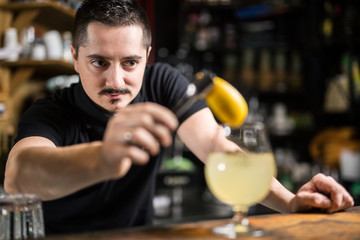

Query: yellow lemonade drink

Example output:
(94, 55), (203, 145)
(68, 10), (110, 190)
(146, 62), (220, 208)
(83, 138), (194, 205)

(205, 152), (276, 207)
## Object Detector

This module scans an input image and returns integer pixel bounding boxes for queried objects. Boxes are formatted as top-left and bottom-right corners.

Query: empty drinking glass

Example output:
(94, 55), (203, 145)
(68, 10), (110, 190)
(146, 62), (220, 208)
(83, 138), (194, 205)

(0, 194), (45, 239)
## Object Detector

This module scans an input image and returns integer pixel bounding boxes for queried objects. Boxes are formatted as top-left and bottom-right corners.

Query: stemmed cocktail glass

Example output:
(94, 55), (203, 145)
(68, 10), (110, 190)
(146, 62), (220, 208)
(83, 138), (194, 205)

(204, 122), (276, 238)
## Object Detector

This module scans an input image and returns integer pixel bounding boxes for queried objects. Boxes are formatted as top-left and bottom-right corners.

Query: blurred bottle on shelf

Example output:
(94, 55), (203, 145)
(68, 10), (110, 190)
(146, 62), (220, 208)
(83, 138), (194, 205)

(245, 96), (265, 123)
(239, 47), (256, 89)
(322, 1), (343, 43)
(322, 1), (334, 40)
(258, 48), (274, 91)
(224, 23), (237, 50)
(352, 56), (360, 103)
(267, 103), (294, 136)
(288, 51), (302, 91)
(274, 48), (287, 92)
(324, 53), (350, 113)
(222, 53), (237, 83)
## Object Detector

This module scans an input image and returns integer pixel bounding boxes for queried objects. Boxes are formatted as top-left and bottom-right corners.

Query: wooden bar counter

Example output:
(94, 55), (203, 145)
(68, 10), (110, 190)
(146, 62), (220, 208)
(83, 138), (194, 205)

(46, 206), (360, 240)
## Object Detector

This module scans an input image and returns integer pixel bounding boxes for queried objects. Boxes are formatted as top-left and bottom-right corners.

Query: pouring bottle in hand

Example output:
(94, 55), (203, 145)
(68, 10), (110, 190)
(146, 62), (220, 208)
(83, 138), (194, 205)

(173, 71), (248, 128)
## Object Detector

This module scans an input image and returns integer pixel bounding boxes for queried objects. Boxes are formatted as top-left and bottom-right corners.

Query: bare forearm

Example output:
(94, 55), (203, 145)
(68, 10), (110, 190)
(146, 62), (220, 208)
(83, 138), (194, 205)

(5, 141), (107, 200)
(261, 177), (295, 213)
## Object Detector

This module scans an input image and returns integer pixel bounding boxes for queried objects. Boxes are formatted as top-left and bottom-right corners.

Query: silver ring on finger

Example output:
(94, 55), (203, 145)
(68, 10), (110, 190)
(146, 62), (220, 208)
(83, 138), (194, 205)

(122, 131), (133, 144)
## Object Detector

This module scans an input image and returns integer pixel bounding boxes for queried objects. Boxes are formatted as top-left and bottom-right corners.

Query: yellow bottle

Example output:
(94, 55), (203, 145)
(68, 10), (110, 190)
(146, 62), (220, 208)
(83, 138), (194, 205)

(173, 71), (248, 128)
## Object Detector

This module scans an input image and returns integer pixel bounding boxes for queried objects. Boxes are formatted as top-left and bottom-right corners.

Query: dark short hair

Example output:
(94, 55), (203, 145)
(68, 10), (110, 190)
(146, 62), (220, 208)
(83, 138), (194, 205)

(73, 0), (152, 58)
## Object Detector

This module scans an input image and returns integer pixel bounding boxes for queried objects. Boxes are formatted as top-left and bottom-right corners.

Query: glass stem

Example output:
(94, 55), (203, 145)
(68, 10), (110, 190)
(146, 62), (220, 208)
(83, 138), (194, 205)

(232, 205), (249, 234)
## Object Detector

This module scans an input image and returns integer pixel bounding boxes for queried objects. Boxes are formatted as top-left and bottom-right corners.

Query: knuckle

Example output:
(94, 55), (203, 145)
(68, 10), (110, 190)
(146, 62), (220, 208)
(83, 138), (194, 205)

(313, 173), (334, 184)
(314, 173), (325, 180)
(332, 201), (341, 209)
(141, 102), (156, 112)
(138, 114), (153, 126)
(108, 116), (125, 129)
(131, 127), (142, 140)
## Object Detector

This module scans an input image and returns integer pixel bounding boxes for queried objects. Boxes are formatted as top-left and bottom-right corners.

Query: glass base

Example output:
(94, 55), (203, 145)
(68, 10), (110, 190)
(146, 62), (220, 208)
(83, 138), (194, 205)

(212, 223), (266, 238)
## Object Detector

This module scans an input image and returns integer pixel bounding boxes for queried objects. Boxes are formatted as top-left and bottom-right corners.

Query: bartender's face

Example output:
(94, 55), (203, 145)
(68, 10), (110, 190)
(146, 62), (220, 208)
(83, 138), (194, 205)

(71, 22), (151, 113)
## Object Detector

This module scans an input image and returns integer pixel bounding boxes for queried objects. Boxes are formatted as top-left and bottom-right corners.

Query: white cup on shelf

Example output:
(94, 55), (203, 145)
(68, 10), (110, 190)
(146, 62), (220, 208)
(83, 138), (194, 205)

(4, 28), (19, 61)
(43, 30), (63, 60)
(31, 43), (47, 60)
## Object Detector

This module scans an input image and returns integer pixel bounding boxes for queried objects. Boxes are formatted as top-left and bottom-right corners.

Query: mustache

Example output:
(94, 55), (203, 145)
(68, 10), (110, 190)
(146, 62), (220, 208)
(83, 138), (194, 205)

(98, 88), (130, 95)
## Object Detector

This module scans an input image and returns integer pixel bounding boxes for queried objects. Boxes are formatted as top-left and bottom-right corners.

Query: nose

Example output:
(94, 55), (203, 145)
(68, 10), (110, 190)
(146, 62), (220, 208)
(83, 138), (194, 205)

(105, 65), (125, 89)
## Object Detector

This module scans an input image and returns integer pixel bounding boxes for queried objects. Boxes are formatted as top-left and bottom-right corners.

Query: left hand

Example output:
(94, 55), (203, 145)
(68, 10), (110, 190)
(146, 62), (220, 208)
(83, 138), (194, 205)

(290, 173), (354, 213)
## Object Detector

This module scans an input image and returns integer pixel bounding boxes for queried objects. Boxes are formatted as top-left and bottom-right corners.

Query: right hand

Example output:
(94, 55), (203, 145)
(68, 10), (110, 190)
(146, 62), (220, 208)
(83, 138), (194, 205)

(101, 102), (178, 178)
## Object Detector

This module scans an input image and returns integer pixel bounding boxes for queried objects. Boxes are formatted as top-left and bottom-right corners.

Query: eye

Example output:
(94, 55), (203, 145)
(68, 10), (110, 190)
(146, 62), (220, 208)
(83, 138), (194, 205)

(123, 60), (138, 68)
(91, 59), (108, 68)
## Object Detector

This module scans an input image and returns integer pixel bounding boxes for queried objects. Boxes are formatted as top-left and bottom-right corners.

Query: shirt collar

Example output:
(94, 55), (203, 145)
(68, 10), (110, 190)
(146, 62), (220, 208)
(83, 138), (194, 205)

(73, 81), (113, 127)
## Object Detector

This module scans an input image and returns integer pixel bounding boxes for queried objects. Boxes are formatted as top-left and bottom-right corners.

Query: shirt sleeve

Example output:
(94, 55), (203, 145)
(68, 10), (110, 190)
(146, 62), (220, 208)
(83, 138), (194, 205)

(14, 97), (68, 146)
(142, 63), (208, 125)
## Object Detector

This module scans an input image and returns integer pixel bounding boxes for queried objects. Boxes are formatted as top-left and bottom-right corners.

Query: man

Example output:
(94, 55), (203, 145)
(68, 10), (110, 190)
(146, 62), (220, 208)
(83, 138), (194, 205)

(4, 0), (354, 235)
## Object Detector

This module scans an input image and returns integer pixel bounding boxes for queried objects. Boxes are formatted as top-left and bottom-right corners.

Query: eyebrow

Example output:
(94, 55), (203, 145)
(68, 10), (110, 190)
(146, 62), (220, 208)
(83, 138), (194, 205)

(86, 54), (143, 60)
(87, 54), (109, 60)
(123, 55), (143, 60)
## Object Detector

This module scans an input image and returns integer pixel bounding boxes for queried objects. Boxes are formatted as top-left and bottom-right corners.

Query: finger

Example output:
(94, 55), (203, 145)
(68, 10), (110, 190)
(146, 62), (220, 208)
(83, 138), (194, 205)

(296, 191), (332, 210)
(125, 145), (151, 165)
(114, 157), (132, 178)
(113, 144), (150, 165)
(327, 191), (344, 213)
(128, 115), (174, 148)
(143, 103), (178, 130)
(327, 190), (355, 213)
(346, 194), (355, 207)
(124, 103), (178, 130)
(151, 123), (174, 147)
(130, 128), (161, 156)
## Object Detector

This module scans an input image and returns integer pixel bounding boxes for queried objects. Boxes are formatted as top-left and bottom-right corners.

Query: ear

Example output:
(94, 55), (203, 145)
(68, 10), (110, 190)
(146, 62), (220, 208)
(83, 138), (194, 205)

(71, 44), (79, 73)
(146, 46), (152, 62)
